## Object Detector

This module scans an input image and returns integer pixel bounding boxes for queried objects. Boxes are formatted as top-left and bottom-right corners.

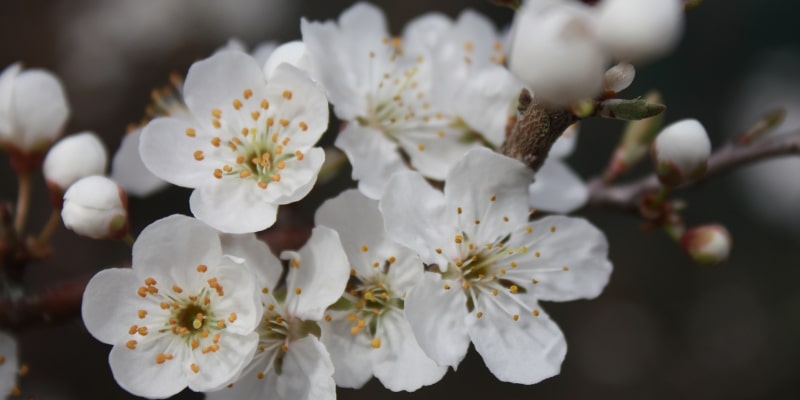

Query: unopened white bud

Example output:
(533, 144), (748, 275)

(681, 224), (732, 267)
(596, 0), (684, 63)
(509, 0), (608, 105)
(43, 132), (108, 194)
(652, 119), (711, 186)
(62, 176), (128, 240)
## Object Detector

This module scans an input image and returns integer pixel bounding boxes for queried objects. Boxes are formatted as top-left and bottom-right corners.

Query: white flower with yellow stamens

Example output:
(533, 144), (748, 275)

(207, 226), (349, 400)
(380, 147), (612, 384)
(315, 189), (446, 392)
(140, 50), (328, 233)
(81, 215), (262, 399)
(301, 3), (518, 199)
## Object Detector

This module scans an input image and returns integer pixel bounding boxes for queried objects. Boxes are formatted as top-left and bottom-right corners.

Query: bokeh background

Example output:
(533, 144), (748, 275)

(1, 0), (799, 399)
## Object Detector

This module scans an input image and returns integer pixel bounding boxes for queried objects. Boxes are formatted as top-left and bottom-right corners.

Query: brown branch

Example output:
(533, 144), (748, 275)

(587, 132), (800, 212)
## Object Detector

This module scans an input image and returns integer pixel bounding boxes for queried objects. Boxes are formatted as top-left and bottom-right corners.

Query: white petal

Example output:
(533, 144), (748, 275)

(251, 41), (279, 68)
(220, 233), (283, 291)
(112, 128), (168, 197)
(455, 65), (520, 147)
(315, 189), (388, 277)
(522, 216), (612, 301)
(263, 63), (328, 151)
(404, 272), (470, 369)
(467, 296), (566, 384)
(398, 129), (482, 181)
(263, 41), (311, 78)
(444, 148), (532, 242)
(139, 117), (220, 188)
(108, 337), (187, 399)
(335, 125), (406, 200)
(206, 261), (262, 336)
(266, 147), (325, 205)
(187, 332), (259, 392)
(0, 332), (17, 397)
(183, 51), (267, 132)
(401, 12), (452, 56)
(81, 269), (141, 344)
(384, 249), (425, 295)
(372, 310), (447, 391)
(11, 69), (69, 152)
(320, 312), (373, 389)
(131, 214), (223, 286)
(282, 226), (349, 321)
(528, 159), (588, 214)
(276, 336), (336, 400)
(548, 123), (579, 159)
(189, 179), (279, 234)
(379, 171), (453, 266)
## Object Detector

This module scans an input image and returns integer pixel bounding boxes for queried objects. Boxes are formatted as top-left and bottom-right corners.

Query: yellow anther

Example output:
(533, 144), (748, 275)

(535, 251), (541, 258)
(258, 181), (268, 189)
(295, 150), (304, 160)
(295, 287), (302, 295)
(299, 121), (308, 131)
(474, 219), (480, 225)
(492, 289), (499, 296)
(251, 111), (261, 121)
(357, 319), (366, 328)
(563, 266), (570, 271)
(191, 364), (200, 373)
(261, 99), (269, 109)
(196, 264), (208, 273)
(455, 235), (463, 244)
(235, 155), (245, 164)
(239, 170), (251, 179)
(443, 284), (451, 290)
(388, 256), (396, 264)
(172, 284), (183, 294)
(510, 262), (518, 268)
(499, 268), (507, 275)
(457, 207), (462, 214)
(266, 117), (274, 127)
(155, 353), (169, 364)
(361, 245), (369, 252)
(417, 144), (425, 151)
(490, 195), (497, 202)
(435, 248), (442, 254)
(185, 128), (196, 137)
(191, 339), (199, 349)
(513, 314), (519, 321)
(211, 108), (222, 119)
(271, 174), (281, 182)
(464, 41), (474, 52)
(437, 130), (445, 138)
(371, 338), (381, 348)
(210, 137), (221, 147)
(258, 371), (265, 379)
(193, 150), (204, 161)
(126, 340), (137, 350)
(533, 309), (540, 316)
(279, 118), (289, 127)
(476, 312), (483, 318)
(223, 165), (233, 173)
(138, 326), (148, 336)
(213, 169), (223, 179)
(144, 277), (157, 286)
(243, 89), (253, 99)
(233, 99), (243, 110)
(324, 315), (332, 322)
(526, 226), (533, 234)
(282, 90), (293, 100)
(463, 282), (470, 289)
(277, 160), (286, 170)
(350, 326), (360, 335)
(373, 262), (379, 268)
(551, 225), (557, 233)
(212, 119), (221, 129)
(510, 285), (519, 293)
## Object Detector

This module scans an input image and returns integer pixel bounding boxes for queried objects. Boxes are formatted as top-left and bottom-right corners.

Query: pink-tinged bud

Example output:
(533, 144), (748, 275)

(596, 0), (684, 64)
(509, 0), (608, 105)
(652, 119), (711, 187)
(61, 176), (128, 240)
(43, 132), (108, 207)
(681, 224), (732, 267)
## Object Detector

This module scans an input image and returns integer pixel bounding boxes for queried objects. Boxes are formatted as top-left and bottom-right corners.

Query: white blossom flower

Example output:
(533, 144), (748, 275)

(43, 132), (108, 193)
(207, 226), (349, 400)
(81, 215), (262, 399)
(315, 189), (446, 391)
(0, 63), (69, 166)
(596, 0), (684, 63)
(301, 3), (518, 199)
(62, 176), (129, 240)
(380, 147), (612, 384)
(509, 0), (608, 105)
(652, 118), (711, 186)
(0, 332), (18, 398)
(140, 50), (328, 233)
(528, 124), (588, 213)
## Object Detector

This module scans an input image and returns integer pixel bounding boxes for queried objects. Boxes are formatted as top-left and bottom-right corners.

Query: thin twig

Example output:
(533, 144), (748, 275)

(587, 132), (800, 212)
(13, 174), (30, 235)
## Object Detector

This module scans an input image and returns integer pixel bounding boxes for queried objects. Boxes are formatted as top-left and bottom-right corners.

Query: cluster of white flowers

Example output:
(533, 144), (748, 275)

(57, 0), (707, 398)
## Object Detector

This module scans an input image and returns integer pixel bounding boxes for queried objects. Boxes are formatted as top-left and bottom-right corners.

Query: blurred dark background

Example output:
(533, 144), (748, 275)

(1, 0), (799, 399)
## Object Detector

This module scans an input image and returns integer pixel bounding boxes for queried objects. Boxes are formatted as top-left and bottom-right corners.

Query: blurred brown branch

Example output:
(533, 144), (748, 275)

(586, 131), (800, 212)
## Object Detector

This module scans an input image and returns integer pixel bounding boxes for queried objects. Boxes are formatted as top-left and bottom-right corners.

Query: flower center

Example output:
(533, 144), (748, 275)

(175, 303), (209, 333)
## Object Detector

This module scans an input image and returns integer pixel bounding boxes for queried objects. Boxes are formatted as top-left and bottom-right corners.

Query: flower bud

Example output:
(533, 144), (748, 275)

(43, 132), (108, 206)
(681, 224), (732, 267)
(0, 63), (70, 172)
(509, 0), (608, 105)
(652, 119), (711, 186)
(62, 176), (128, 240)
(596, 0), (684, 63)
